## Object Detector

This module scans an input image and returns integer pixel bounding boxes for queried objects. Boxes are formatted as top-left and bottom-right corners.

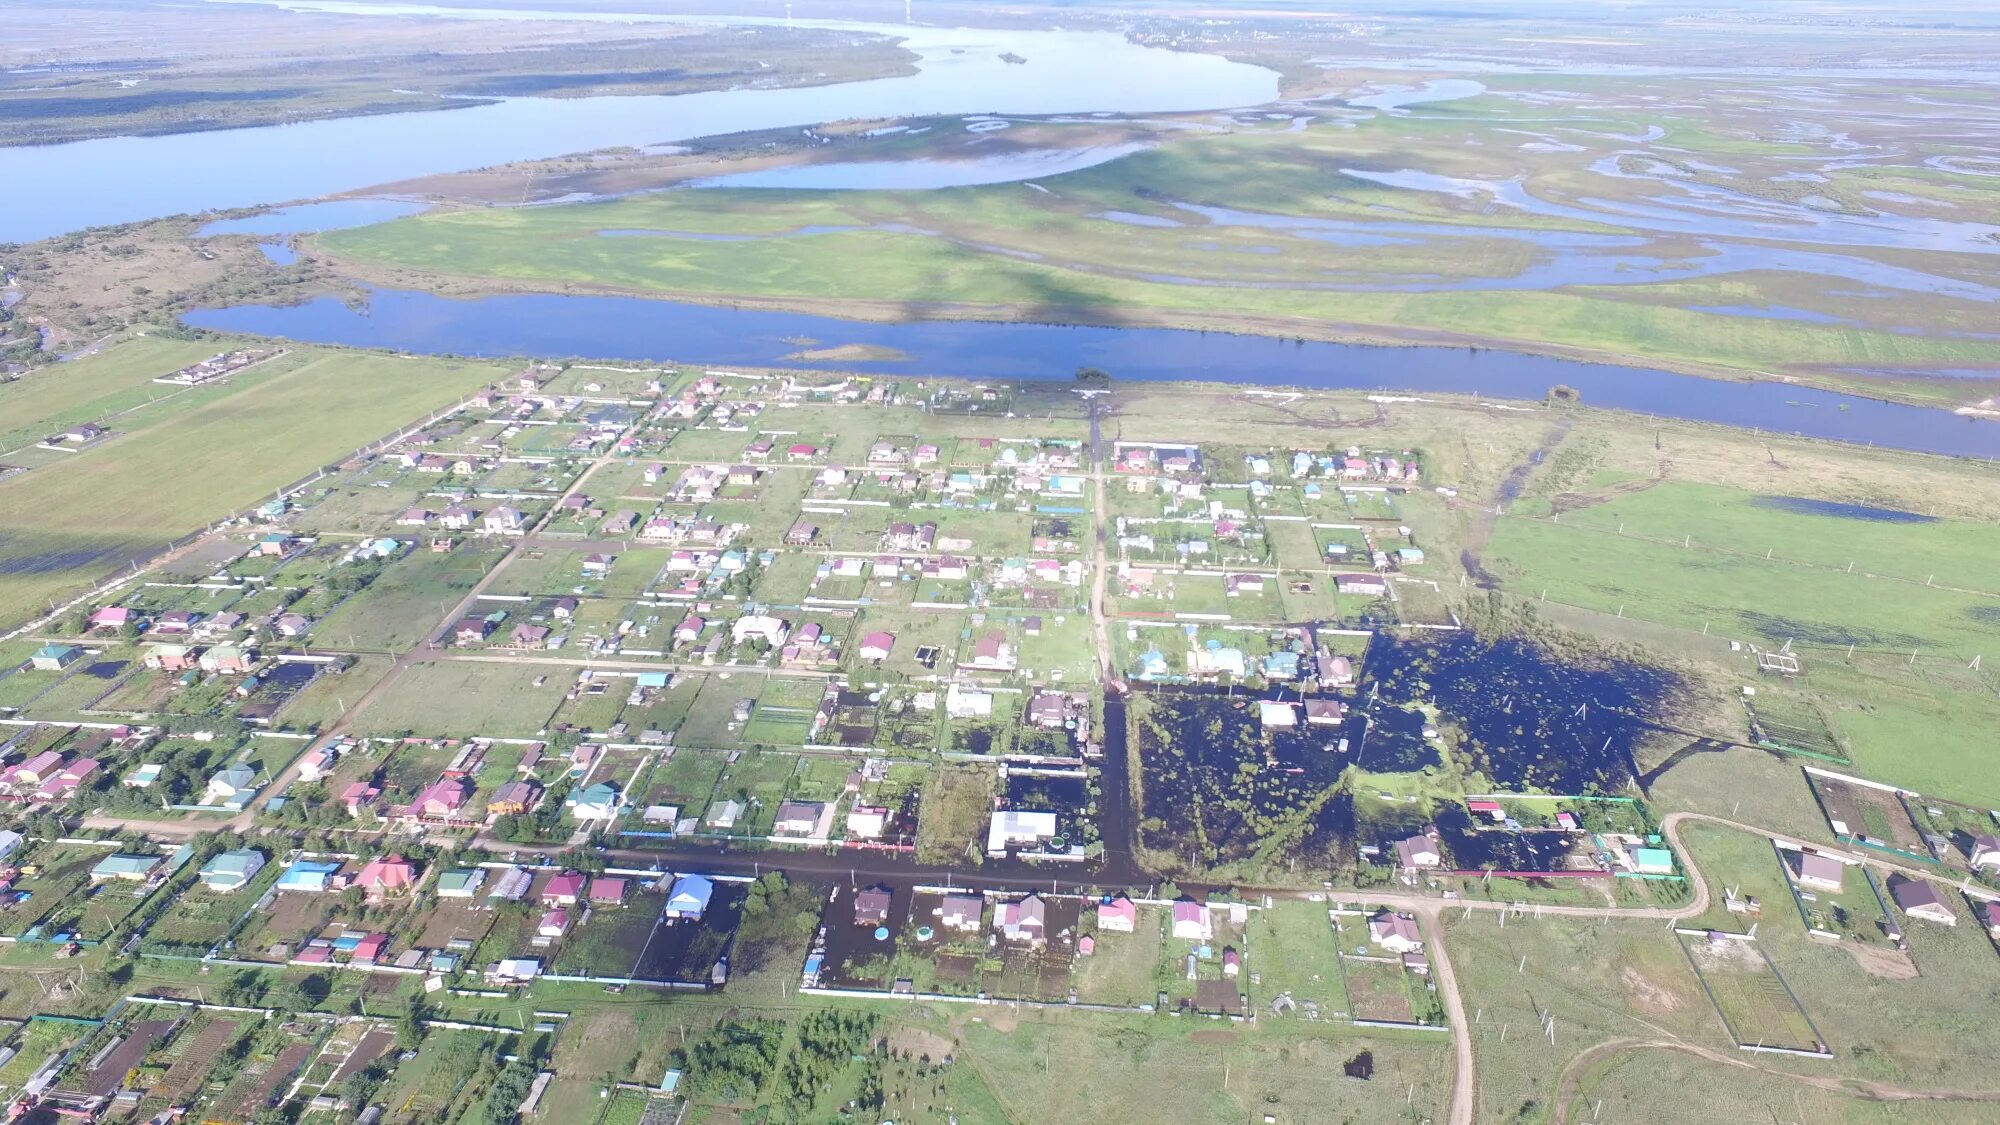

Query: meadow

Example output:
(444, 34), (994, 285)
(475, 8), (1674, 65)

(1483, 480), (2000, 659)
(0, 339), (502, 626)
(318, 93), (2000, 402)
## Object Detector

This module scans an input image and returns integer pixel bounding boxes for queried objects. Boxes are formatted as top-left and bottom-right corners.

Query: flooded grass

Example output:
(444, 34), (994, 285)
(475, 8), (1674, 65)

(1131, 689), (1355, 869)
(1750, 496), (1935, 523)
(1359, 630), (1676, 794)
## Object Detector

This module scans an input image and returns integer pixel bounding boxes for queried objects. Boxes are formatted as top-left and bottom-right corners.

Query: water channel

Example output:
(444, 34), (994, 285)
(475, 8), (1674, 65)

(183, 286), (2000, 457)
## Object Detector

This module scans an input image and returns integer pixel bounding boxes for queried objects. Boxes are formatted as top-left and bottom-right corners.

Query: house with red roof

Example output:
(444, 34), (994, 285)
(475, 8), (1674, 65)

(858, 631), (896, 662)
(341, 781), (382, 816)
(1171, 899), (1211, 941)
(409, 777), (472, 819)
(353, 854), (419, 896)
(352, 933), (389, 964)
(589, 877), (628, 905)
(1097, 895), (1138, 933)
(542, 871), (586, 906)
(537, 908), (570, 938)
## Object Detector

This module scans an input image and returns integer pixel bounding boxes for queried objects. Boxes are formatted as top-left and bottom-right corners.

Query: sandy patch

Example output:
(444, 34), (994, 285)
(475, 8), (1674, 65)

(888, 1026), (954, 1060)
(1620, 964), (1686, 1013)
(1846, 942), (1918, 979)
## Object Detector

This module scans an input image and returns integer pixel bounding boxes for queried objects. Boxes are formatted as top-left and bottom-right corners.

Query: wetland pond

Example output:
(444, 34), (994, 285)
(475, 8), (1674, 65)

(1130, 630), (1679, 873)
(185, 286), (2000, 457)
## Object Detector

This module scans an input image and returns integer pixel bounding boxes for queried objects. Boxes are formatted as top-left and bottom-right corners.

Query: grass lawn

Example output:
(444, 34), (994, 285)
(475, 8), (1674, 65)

(915, 763), (996, 864)
(350, 660), (569, 736)
(1247, 901), (1349, 1019)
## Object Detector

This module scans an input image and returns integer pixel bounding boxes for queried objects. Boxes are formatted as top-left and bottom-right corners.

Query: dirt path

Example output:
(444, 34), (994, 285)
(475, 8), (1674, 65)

(1551, 1036), (2000, 1124)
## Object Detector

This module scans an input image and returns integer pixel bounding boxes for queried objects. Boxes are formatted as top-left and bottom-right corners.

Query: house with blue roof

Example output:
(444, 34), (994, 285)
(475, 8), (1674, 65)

(275, 859), (343, 893)
(1262, 651), (1301, 680)
(666, 874), (714, 920)
(1133, 649), (1171, 681)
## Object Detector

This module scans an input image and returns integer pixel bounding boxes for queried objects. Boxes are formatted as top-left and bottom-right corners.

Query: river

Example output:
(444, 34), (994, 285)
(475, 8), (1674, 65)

(0, 4), (1278, 243)
(182, 286), (2000, 457)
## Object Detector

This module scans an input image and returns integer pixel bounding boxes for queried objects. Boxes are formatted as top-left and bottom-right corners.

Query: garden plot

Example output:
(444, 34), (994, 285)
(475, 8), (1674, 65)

(1338, 957), (1418, 1024)
(1772, 843), (1895, 944)
(915, 763), (997, 863)
(1745, 692), (1848, 762)
(1072, 903), (1170, 1008)
(0, 1018), (89, 1093)
(1246, 901), (1350, 1022)
(235, 889), (340, 961)
(552, 884), (740, 983)
(626, 747), (728, 831)
(1679, 932), (1825, 1053)
(1805, 770), (1934, 861)
(411, 900), (495, 951)
(145, 865), (281, 954)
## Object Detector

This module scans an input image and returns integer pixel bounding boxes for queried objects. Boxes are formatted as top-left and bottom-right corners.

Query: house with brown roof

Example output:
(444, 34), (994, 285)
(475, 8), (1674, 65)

(1395, 833), (1442, 870)
(853, 887), (894, 926)
(1791, 851), (1846, 893)
(1890, 876), (1955, 925)
(488, 779), (542, 816)
(774, 801), (824, 837)
(940, 893), (985, 932)
(966, 631), (1017, 672)
(1368, 911), (1424, 953)
(1970, 835), (2000, 871)
(996, 894), (1047, 944)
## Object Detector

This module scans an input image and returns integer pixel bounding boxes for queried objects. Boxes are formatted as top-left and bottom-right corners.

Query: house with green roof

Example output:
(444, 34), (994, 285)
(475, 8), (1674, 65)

(436, 869), (488, 899)
(31, 644), (81, 672)
(91, 853), (164, 883)
(566, 781), (620, 820)
(199, 848), (267, 892)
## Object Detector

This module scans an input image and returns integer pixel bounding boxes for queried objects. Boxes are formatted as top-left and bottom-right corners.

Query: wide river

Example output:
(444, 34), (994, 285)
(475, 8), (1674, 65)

(0, 2), (1278, 242)
(185, 287), (2000, 458)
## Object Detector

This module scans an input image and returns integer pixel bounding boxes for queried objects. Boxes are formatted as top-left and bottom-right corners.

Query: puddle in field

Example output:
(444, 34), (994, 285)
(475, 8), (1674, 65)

(1749, 496), (1937, 522)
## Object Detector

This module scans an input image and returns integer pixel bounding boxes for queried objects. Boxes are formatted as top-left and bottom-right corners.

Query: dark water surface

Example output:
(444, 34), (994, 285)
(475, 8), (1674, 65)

(183, 286), (2000, 457)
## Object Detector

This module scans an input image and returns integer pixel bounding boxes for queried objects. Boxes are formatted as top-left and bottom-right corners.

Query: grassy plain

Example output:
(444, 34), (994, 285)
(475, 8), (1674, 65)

(1483, 481), (2000, 658)
(0, 341), (501, 627)
(319, 106), (2000, 400)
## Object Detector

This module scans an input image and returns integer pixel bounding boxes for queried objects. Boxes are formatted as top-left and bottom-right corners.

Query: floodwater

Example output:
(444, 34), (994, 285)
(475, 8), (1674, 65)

(0, 7), (1278, 242)
(1357, 631), (1675, 794)
(1102, 201), (2000, 301)
(1344, 79), (1488, 110)
(257, 243), (299, 265)
(1339, 166), (2000, 255)
(184, 285), (2000, 457)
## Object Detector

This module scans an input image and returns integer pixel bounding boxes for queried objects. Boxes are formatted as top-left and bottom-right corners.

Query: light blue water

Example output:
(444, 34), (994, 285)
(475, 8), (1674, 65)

(0, 16), (1277, 242)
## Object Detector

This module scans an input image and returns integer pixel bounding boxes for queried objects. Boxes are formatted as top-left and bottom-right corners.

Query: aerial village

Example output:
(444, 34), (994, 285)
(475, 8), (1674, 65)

(0, 360), (1995, 1122)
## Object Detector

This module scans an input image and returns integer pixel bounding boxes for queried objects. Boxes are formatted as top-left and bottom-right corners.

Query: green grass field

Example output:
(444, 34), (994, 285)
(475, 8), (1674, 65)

(0, 341), (503, 628)
(1485, 481), (2000, 658)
